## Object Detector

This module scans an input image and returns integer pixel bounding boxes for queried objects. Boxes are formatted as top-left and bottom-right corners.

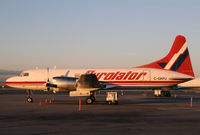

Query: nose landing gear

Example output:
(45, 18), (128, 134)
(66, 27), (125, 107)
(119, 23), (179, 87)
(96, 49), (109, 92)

(26, 90), (33, 103)
(27, 97), (33, 103)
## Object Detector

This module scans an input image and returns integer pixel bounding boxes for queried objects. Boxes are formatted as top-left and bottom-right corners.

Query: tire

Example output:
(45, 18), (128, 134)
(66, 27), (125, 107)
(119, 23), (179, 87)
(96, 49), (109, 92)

(86, 98), (93, 104)
(27, 97), (33, 103)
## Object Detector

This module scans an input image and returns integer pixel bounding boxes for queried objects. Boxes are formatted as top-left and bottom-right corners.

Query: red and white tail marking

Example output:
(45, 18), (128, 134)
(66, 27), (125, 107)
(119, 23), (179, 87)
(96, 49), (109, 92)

(137, 35), (194, 77)
(164, 42), (188, 70)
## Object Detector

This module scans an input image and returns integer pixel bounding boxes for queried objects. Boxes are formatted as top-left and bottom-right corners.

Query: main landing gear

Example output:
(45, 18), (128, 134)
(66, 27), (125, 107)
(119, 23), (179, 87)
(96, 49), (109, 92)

(154, 90), (171, 97)
(26, 90), (33, 103)
(86, 94), (96, 104)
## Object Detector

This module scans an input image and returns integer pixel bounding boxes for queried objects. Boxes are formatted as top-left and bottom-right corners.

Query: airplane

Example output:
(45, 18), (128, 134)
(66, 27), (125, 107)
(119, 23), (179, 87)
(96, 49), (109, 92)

(6, 35), (195, 104)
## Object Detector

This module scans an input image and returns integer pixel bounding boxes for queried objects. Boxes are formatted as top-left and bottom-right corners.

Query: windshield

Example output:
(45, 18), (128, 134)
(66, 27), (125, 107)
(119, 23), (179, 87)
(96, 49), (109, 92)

(20, 72), (29, 77)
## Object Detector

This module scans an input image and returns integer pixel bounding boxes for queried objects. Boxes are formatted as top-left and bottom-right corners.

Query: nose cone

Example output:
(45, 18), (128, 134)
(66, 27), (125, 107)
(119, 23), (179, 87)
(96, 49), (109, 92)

(6, 77), (17, 87)
(6, 77), (11, 87)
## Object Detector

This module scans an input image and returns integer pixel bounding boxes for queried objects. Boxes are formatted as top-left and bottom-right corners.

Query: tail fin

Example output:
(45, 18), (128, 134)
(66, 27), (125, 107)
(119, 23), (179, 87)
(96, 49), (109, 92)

(137, 35), (194, 77)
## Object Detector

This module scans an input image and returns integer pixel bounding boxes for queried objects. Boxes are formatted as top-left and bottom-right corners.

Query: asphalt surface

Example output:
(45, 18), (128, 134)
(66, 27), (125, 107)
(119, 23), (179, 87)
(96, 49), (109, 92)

(1, 88), (200, 135)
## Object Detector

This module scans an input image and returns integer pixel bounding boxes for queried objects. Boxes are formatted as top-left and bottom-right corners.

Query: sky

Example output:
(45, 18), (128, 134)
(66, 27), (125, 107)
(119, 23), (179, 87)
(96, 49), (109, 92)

(0, 0), (200, 75)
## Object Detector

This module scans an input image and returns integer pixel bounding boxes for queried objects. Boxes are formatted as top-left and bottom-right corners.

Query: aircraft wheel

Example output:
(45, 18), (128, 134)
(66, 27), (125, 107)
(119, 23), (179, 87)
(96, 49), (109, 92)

(161, 91), (171, 97)
(86, 98), (93, 104)
(106, 101), (111, 105)
(27, 97), (33, 103)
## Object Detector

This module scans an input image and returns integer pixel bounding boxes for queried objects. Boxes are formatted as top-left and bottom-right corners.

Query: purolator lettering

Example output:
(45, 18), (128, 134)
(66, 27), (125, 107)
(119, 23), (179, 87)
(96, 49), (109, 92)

(86, 70), (148, 81)
(123, 71), (132, 80)
(116, 73), (126, 80)
(96, 73), (100, 78)
(111, 71), (120, 80)
(135, 72), (147, 80)
(128, 72), (138, 80)
(104, 73), (115, 80)
(98, 72), (107, 80)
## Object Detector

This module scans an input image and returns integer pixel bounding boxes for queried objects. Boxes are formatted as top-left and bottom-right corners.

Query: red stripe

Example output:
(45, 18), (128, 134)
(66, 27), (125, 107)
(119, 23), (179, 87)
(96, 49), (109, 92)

(108, 83), (176, 86)
(6, 82), (46, 84)
(6, 80), (183, 84)
(101, 81), (183, 84)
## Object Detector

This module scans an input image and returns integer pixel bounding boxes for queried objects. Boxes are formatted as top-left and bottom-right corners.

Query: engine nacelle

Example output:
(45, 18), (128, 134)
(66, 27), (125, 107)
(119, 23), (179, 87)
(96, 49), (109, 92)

(47, 74), (100, 92)
(52, 77), (77, 90)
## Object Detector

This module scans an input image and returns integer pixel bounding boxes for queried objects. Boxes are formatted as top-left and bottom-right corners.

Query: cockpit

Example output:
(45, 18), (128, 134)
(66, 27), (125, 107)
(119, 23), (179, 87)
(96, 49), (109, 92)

(20, 72), (29, 77)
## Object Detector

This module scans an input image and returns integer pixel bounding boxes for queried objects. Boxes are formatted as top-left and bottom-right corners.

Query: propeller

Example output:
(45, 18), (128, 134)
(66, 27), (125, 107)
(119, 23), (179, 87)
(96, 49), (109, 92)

(65, 70), (70, 77)
(46, 67), (50, 91)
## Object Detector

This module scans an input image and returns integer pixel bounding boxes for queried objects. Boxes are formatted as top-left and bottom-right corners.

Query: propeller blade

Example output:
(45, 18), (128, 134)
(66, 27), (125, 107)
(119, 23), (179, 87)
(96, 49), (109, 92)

(47, 67), (49, 82)
(65, 70), (70, 77)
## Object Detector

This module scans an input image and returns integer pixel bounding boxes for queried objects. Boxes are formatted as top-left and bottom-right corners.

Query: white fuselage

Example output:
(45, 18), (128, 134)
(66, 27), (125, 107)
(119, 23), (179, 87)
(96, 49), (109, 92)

(178, 77), (200, 89)
(6, 68), (192, 91)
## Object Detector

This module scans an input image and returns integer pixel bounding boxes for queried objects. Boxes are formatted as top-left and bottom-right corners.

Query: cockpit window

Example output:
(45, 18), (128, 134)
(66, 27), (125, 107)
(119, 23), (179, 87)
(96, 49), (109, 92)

(20, 72), (29, 77)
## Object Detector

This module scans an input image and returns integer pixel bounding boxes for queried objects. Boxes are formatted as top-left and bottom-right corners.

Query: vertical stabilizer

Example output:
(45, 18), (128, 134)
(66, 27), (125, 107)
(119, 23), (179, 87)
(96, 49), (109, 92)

(137, 35), (194, 77)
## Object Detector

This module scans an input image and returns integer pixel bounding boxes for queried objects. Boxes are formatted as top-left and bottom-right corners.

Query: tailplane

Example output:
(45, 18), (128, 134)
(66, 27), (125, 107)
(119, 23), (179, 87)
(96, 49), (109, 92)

(137, 35), (194, 77)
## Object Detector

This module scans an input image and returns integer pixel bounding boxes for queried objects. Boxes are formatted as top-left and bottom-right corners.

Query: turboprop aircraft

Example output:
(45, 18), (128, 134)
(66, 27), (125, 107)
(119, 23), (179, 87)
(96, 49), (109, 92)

(6, 35), (195, 104)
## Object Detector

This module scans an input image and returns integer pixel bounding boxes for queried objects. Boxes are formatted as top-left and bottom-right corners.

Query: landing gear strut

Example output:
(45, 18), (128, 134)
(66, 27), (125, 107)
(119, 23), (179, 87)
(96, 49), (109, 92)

(154, 90), (171, 97)
(86, 95), (96, 104)
(26, 90), (33, 103)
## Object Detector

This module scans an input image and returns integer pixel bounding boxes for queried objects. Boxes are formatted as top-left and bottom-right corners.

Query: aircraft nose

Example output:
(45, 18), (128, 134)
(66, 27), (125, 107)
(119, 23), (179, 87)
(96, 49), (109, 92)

(6, 77), (16, 87)
(6, 77), (11, 87)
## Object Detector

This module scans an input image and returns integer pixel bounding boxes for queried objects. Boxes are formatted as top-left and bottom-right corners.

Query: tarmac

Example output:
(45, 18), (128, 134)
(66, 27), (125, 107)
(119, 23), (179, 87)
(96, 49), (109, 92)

(1, 87), (200, 135)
